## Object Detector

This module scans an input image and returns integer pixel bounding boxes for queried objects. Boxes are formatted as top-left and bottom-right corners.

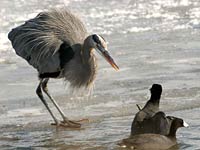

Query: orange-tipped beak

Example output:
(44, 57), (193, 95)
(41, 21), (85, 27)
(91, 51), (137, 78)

(102, 50), (119, 71)
(96, 44), (119, 71)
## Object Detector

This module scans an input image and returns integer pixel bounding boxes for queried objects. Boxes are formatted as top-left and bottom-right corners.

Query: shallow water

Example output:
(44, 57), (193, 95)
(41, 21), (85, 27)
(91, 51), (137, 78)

(0, 0), (200, 149)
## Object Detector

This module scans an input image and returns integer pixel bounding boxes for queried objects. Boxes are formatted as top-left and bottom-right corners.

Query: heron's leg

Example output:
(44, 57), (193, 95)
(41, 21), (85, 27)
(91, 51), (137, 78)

(36, 79), (59, 125)
(41, 78), (81, 128)
(41, 78), (67, 119)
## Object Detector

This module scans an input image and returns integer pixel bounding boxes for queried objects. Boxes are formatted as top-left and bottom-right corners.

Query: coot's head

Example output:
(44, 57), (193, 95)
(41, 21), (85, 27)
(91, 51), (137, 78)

(168, 117), (189, 137)
(169, 117), (189, 128)
(150, 84), (162, 96)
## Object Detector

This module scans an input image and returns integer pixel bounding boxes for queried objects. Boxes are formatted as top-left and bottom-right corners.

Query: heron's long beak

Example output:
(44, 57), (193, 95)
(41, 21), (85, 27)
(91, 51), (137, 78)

(96, 45), (119, 71)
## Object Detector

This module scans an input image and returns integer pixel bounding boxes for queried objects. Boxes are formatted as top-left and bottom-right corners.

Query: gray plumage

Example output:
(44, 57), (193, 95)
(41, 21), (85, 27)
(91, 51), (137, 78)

(8, 9), (118, 127)
(9, 9), (97, 88)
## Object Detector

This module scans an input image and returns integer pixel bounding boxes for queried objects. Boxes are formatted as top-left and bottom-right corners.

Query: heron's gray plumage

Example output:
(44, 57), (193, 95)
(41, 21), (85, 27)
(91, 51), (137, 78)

(63, 42), (97, 88)
(8, 9), (97, 88)
(8, 8), (118, 127)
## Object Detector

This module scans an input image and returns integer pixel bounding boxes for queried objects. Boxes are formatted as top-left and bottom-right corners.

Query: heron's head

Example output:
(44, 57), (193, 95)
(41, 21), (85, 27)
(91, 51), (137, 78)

(87, 34), (119, 71)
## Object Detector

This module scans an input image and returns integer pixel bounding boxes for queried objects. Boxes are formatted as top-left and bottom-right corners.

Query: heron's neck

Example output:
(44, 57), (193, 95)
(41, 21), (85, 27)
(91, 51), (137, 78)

(79, 43), (97, 88)
(81, 42), (94, 64)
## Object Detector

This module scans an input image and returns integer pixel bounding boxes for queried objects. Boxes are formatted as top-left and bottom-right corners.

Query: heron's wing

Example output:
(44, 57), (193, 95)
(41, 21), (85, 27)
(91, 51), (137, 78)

(8, 9), (87, 73)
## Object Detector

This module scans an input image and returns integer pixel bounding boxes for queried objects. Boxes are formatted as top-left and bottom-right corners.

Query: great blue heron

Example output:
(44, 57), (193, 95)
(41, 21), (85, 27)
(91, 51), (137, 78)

(8, 9), (119, 128)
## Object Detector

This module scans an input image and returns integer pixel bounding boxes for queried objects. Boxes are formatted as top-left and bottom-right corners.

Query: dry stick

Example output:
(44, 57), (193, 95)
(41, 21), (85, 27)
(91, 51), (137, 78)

(136, 104), (142, 111)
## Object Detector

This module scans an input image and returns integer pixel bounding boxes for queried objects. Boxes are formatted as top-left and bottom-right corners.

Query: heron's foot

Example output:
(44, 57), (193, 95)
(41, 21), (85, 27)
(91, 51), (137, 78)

(51, 118), (89, 128)
(51, 120), (80, 128)
(61, 118), (89, 128)
(61, 119), (81, 128)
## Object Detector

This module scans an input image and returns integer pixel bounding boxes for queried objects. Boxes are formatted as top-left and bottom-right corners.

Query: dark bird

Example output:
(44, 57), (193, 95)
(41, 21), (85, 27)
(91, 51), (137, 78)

(131, 84), (163, 135)
(132, 111), (175, 136)
(8, 9), (119, 128)
(119, 117), (189, 150)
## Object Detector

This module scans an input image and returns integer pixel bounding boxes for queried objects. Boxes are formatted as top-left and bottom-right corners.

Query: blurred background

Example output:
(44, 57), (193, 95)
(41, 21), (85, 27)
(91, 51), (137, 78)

(0, 0), (200, 149)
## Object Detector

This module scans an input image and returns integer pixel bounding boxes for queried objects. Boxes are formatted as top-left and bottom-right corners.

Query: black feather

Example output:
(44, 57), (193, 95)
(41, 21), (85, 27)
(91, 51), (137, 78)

(38, 42), (74, 79)
(59, 42), (75, 69)
(39, 71), (61, 78)
(92, 34), (101, 44)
